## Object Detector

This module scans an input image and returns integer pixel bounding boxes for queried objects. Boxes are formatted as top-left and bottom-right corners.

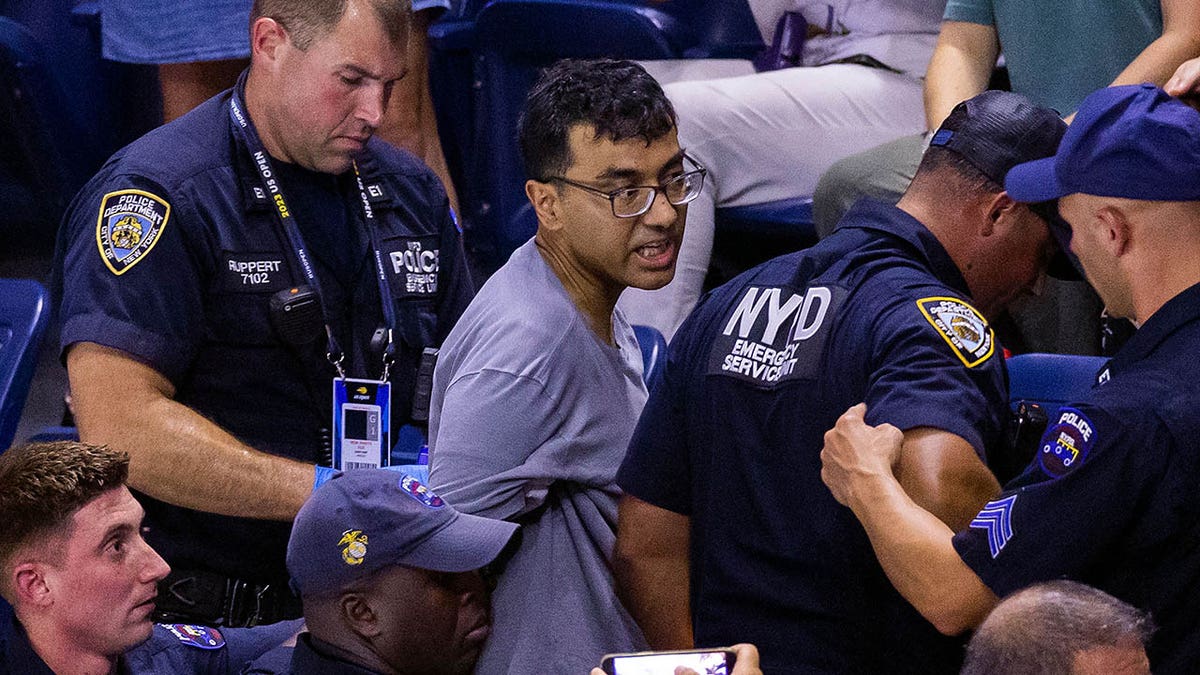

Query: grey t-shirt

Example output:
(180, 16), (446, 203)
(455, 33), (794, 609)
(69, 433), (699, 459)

(429, 239), (649, 673)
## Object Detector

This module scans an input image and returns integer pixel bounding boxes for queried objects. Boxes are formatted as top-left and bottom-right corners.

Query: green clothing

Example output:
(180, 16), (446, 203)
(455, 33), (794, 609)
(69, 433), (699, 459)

(944, 0), (1162, 115)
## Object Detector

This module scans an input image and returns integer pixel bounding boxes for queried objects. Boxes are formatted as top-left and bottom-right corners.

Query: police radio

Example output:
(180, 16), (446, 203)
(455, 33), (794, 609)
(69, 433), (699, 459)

(269, 285), (324, 345)
(995, 401), (1049, 483)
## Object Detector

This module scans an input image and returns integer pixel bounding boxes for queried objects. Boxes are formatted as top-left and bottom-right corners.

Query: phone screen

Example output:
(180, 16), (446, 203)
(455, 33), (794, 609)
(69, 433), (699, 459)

(606, 650), (732, 675)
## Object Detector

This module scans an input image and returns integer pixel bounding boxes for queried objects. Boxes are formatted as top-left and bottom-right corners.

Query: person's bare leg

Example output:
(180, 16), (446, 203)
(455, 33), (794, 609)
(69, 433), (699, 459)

(159, 58), (249, 123)
(376, 9), (460, 213)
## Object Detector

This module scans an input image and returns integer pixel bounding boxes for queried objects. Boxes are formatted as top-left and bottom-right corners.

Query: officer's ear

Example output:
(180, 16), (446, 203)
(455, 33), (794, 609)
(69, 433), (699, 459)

(1094, 204), (1132, 257)
(526, 179), (564, 231)
(981, 191), (1019, 237)
(339, 591), (382, 639)
(11, 561), (53, 609)
(250, 17), (291, 64)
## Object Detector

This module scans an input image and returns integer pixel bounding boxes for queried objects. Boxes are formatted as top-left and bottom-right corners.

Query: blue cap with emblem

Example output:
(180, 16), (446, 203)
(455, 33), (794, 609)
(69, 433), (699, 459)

(286, 469), (518, 597)
(1005, 83), (1200, 203)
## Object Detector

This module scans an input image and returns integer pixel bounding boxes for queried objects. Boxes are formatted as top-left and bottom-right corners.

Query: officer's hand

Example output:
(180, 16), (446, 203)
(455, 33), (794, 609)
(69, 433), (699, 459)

(820, 403), (903, 508)
(1166, 57), (1200, 111)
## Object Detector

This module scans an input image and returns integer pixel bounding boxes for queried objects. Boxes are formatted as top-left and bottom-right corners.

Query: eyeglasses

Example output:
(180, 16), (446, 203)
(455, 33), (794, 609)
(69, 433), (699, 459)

(548, 155), (708, 218)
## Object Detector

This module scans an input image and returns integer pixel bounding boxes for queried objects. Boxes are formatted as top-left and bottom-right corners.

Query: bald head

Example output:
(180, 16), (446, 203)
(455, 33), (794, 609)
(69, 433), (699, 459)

(1057, 193), (1200, 323)
(962, 581), (1152, 675)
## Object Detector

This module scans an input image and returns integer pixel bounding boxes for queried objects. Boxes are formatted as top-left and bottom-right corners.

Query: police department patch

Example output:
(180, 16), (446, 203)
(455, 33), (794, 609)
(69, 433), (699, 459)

(916, 297), (994, 368)
(160, 624), (225, 649)
(1038, 407), (1095, 478)
(384, 236), (440, 297)
(95, 189), (170, 275)
(400, 475), (445, 508)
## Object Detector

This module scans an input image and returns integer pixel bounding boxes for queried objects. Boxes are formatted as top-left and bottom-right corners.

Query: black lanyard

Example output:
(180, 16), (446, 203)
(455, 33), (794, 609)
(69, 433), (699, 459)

(227, 71), (397, 380)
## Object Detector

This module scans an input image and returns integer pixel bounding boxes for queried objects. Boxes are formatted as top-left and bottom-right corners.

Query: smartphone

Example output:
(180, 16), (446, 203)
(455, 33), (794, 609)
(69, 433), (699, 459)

(600, 648), (737, 675)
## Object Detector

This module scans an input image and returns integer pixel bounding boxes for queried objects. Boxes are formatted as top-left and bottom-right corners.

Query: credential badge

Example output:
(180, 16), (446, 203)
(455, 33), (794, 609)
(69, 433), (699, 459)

(95, 189), (170, 275)
(917, 297), (994, 368)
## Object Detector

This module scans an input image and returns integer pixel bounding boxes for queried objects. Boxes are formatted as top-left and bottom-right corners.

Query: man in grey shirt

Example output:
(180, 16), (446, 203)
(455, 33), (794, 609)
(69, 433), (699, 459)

(427, 59), (706, 673)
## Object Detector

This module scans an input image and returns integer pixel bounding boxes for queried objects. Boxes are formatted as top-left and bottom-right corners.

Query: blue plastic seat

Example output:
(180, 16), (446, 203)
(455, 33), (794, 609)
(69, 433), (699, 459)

(0, 17), (96, 221)
(632, 324), (667, 388)
(1007, 352), (1107, 415)
(0, 279), (50, 451)
(715, 196), (817, 253)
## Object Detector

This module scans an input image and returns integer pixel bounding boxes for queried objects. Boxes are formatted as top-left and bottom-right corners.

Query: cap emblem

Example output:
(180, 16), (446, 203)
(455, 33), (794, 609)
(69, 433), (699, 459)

(339, 529), (369, 566)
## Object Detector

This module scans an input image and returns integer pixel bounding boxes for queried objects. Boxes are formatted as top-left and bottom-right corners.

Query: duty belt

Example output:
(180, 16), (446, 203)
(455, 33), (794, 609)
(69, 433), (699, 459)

(153, 568), (303, 627)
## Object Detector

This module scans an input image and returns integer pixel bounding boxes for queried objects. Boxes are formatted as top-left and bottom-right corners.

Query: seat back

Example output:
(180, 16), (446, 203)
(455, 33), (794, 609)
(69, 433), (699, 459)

(0, 17), (94, 222)
(0, 279), (50, 451)
(1007, 352), (1107, 415)
(633, 324), (668, 388)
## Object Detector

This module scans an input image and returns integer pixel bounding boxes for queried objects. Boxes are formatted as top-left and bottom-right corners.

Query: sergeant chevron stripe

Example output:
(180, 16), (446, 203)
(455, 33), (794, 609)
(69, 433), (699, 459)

(970, 494), (1018, 558)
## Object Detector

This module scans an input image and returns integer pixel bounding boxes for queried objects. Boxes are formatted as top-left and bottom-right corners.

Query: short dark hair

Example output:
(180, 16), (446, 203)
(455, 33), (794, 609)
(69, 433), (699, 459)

(0, 442), (129, 594)
(518, 58), (677, 181)
(913, 145), (1004, 196)
(251, 0), (411, 50)
(962, 580), (1154, 675)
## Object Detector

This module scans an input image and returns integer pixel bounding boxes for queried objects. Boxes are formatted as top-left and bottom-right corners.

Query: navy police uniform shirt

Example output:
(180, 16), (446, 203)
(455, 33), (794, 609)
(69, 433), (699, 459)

(242, 632), (381, 674)
(618, 200), (1011, 674)
(0, 603), (304, 674)
(954, 281), (1200, 674)
(51, 89), (473, 587)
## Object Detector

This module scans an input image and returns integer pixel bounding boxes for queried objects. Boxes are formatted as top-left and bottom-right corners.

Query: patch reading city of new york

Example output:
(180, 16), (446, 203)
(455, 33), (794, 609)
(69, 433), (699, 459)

(916, 297), (994, 368)
(95, 189), (170, 275)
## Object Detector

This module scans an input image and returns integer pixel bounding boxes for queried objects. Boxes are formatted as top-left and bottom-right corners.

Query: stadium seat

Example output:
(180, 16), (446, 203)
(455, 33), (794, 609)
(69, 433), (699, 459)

(633, 324), (667, 388)
(1007, 352), (1107, 415)
(0, 16), (94, 224)
(0, 279), (49, 451)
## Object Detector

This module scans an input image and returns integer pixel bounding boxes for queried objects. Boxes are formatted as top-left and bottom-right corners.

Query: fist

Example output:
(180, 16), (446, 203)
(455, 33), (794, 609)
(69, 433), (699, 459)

(820, 403), (903, 507)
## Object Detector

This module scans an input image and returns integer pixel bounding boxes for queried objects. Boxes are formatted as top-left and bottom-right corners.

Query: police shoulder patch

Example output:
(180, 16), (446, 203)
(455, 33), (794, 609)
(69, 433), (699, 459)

(383, 235), (441, 298)
(159, 624), (225, 650)
(95, 189), (170, 276)
(916, 296), (995, 368)
(1037, 407), (1096, 479)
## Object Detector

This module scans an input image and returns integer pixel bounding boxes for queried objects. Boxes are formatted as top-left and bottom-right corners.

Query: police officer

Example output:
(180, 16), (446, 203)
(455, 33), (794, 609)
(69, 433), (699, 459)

(0, 441), (302, 674)
(615, 91), (1067, 674)
(821, 84), (1200, 674)
(52, 0), (472, 626)
(243, 469), (518, 674)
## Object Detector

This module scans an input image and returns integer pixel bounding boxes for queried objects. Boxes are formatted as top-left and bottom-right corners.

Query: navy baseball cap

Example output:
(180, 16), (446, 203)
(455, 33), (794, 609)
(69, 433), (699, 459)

(928, 90), (1078, 279)
(1006, 83), (1200, 203)
(287, 469), (518, 597)
(928, 90), (1067, 187)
